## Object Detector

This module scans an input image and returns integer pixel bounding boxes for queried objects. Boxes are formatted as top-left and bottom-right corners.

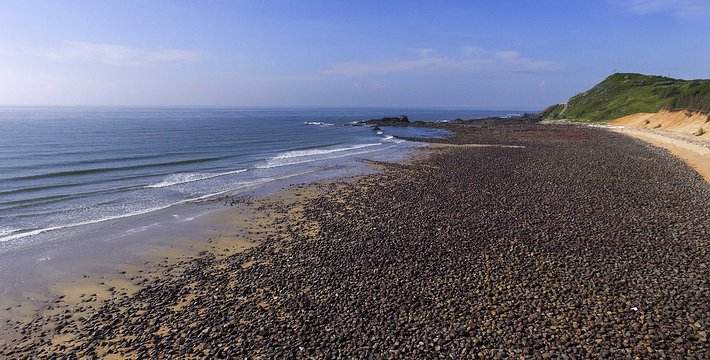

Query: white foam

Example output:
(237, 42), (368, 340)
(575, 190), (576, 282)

(146, 169), (247, 188)
(382, 135), (406, 144)
(0, 171), (316, 243)
(258, 144), (393, 169)
(304, 121), (334, 126)
(124, 222), (160, 235)
(273, 143), (381, 160)
(0, 226), (20, 238)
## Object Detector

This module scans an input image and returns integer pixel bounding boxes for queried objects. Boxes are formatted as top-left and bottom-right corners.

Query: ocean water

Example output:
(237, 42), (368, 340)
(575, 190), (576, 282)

(0, 107), (514, 246)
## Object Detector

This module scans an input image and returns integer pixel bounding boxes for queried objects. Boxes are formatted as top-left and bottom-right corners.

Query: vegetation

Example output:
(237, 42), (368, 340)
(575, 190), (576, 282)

(544, 73), (710, 122)
(540, 104), (565, 119)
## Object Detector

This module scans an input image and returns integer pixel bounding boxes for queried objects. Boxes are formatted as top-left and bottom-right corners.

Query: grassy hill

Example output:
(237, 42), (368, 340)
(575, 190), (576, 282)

(543, 73), (710, 122)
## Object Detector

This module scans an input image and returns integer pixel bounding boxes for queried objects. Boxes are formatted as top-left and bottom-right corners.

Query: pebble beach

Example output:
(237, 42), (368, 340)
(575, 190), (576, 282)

(2, 122), (709, 358)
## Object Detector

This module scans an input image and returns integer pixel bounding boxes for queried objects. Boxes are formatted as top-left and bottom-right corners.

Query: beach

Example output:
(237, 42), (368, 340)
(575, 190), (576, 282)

(609, 110), (710, 184)
(2, 120), (708, 358)
(4, 1), (710, 357)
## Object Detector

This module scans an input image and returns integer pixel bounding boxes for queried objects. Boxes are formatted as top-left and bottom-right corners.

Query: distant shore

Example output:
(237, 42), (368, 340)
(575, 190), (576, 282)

(3, 121), (709, 358)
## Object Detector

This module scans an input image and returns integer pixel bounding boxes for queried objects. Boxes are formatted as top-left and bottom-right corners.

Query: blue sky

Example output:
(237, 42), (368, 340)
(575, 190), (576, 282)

(0, 0), (709, 109)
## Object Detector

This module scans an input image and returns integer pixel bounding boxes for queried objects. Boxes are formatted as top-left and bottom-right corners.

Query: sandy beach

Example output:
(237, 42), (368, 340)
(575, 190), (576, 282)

(2, 121), (709, 358)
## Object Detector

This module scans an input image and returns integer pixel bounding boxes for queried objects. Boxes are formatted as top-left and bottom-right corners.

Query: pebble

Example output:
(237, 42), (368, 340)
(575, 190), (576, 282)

(2, 122), (709, 358)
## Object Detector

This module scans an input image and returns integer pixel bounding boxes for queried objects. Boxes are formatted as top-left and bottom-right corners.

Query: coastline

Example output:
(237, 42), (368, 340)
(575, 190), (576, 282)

(0, 141), (417, 346)
(605, 112), (710, 184)
(541, 116), (710, 184)
(1, 106), (465, 247)
(0, 179), (348, 352)
(3, 122), (710, 358)
(612, 128), (710, 183)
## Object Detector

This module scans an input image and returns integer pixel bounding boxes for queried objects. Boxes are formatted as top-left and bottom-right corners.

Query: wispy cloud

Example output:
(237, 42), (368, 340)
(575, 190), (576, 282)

(411, 48), (436, 57)
(322, 46), (559, 77)
(618, 0), (706, 16)
(28, 41), (201, 67)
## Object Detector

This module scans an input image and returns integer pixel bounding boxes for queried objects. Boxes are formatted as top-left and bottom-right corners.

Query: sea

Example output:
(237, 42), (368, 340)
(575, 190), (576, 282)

(0, 107), (520, 249)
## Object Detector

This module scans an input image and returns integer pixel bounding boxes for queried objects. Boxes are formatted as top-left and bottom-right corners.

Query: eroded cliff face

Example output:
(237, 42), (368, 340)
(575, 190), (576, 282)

(611, 110), (710, 139)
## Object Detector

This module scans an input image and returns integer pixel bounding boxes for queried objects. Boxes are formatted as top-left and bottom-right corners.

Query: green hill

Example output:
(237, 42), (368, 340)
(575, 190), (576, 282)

(543, 73), (710, 122)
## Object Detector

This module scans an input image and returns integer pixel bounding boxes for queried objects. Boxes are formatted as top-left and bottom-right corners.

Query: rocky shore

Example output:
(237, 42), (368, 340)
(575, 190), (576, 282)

(357, 113), (540, 128)
(2, 122), (709, 358)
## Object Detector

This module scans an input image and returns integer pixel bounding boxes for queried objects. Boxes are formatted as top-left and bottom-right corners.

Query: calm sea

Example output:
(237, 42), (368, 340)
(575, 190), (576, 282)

(0, 107), (518, 246)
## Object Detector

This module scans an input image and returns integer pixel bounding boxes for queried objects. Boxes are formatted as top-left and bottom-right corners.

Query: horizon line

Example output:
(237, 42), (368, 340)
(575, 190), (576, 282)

(0, 104), (542, 111)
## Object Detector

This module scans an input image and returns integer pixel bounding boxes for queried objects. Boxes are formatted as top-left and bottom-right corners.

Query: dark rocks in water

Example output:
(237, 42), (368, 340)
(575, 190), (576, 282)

(353, 114), (541, 128)
(343, 121), (364, 127)
(521, 112), (541, 120)
(455, 115), (541, 126)
(364, 115), (410, 126)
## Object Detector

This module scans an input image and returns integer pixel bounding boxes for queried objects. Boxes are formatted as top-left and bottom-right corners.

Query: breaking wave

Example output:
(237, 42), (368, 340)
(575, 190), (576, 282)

(258, 143), (391, 169)
(304, 121), (334, 126)
(146, 169), (248, 188)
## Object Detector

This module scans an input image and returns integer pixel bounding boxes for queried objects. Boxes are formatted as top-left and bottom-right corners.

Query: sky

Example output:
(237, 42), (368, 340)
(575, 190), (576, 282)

(0, 0), (709, 109)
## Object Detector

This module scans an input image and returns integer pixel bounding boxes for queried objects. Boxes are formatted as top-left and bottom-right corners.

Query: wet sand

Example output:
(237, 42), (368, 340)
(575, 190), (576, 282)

(0, 186), (318, 352)
(2, 123), (709, 358)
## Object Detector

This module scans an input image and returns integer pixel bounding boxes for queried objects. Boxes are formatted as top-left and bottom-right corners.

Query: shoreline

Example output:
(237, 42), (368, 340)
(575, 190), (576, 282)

(0, 178), (349, 350)
(0, 145), (416, 344)
(608, 109), (710, 184)
(0, 138), (421, 293)
(540, 117), (710, 185)
(3, 122), (709, 357)
(611, 127), (710, 184)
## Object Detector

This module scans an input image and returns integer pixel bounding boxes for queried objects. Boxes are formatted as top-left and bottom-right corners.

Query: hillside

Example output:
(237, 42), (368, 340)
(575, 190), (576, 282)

(543, 73), (710, 122)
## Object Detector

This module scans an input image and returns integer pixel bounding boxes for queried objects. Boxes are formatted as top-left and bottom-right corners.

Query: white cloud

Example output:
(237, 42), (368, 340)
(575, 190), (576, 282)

(412, 48), (435, 57)
(619, 0), (706, 16)
(323, 46), (558, 77)
(28, 41), (201, 67)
